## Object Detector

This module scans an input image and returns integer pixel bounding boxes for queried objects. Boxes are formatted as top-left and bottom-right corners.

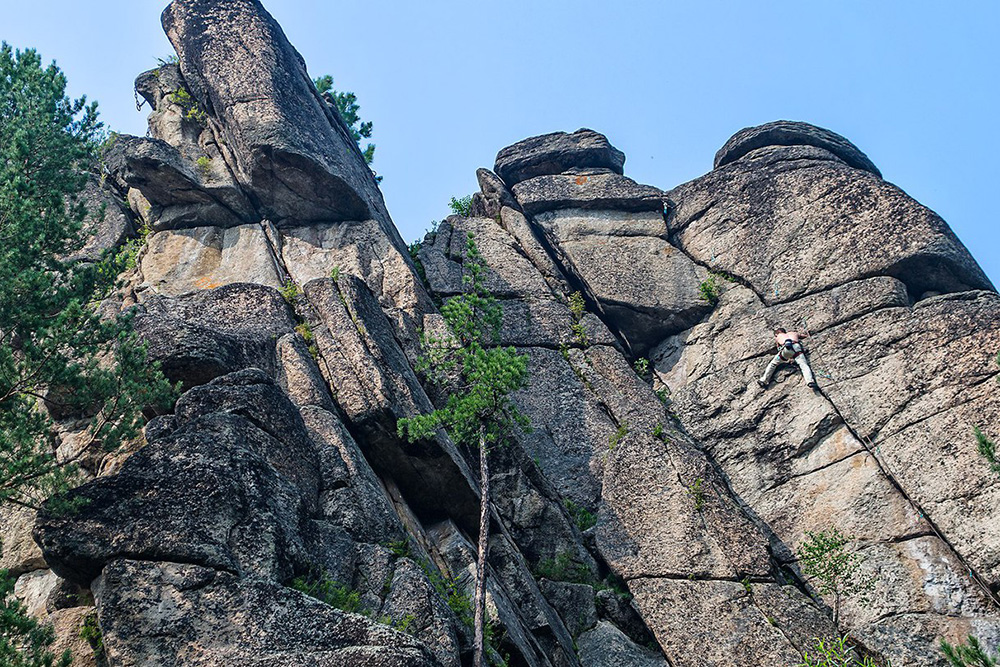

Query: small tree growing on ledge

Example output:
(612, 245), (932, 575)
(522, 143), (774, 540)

(314, 74), (376, 166)
(797, 528), (872, 627)
(398, 232), (530, 667)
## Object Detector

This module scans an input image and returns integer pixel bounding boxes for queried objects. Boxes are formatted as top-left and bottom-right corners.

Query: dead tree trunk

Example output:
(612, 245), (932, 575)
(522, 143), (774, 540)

(473, 423), (490, 667)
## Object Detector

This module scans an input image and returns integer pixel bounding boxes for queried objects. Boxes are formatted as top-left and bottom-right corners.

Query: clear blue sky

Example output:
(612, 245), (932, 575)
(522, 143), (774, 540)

(6, 1), (998, 284)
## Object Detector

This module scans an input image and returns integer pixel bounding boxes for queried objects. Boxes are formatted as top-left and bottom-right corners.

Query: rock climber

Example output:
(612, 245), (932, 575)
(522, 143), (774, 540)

(757, 327), (818, 390)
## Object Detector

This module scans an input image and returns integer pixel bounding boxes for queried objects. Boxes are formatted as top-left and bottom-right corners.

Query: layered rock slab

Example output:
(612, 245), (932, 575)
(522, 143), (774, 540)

(494, 128), (626, 187)
(714, 119), (882, 176)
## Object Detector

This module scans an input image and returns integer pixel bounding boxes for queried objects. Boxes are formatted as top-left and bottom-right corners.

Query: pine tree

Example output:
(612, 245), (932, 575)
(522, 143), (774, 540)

(941, 636), (997, 667)
(797, 528), (873, 626)
(313, 74), (376, 165)
(398, 232), (530, 667)
(1, 43), (174, 663)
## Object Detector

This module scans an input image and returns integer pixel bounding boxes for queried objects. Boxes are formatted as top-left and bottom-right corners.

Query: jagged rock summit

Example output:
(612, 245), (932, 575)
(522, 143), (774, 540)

(4, 0), (998, 665)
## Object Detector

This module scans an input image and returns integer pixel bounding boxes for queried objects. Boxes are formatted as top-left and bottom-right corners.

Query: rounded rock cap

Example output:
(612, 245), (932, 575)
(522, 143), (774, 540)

(714, 120), (881, 177)
(494, 128), (626, 187)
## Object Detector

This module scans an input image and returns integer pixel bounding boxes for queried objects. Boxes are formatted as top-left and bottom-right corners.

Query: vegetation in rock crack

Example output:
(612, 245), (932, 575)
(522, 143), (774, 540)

(974, 357), (999, 476)
(567, 291), (589, 346)
(534, 552), (592, 585)
(383, 538), (411, 558)
(652, 422), (666, 441)
(279, 278), (300, 304)
(118, 224), (152, 272)
(633, 357), (651, 380)
(418, 557), (473, 629)
(168, 85), (207, 125)
(397, 232), (530, 667)
(974, 427), (999, 475)
(563, 498), (597, 531)
(797, 528), (873, 626)
(687, 477), (706, 512)
(593, 573), (632, 601)
(941, 635), (998, 666)
(607, 422), (628, 450)
(194, 155), (212, 178)
(78, 611), (104, 660)
(313, 75), (376, 166)
(797, 636), (888, 666)
(375, 613), (417, 636)
(655, 387), (670, 405)
(289, 570), (363, 614)
(448, 195), (473, 217)
(294, 322), (318, 359)
(1, 43), (173, 666)
(698, 275), (721, 305)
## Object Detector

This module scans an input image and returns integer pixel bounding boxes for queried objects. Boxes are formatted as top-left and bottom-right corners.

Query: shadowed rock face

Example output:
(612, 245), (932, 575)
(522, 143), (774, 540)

(17, 1), (1000, 665)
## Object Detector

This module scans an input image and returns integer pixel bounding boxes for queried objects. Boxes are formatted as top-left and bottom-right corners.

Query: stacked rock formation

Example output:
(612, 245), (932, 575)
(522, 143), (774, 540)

(3, 0), (998, 665)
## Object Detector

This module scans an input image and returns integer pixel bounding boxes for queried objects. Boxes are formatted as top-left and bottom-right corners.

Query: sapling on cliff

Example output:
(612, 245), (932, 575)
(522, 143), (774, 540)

(398, 232), (529, 667)
(797, 528), (873, 626)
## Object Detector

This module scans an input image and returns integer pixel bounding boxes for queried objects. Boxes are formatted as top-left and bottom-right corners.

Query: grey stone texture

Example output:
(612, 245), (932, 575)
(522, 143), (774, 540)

(16, 0), (1000, 661)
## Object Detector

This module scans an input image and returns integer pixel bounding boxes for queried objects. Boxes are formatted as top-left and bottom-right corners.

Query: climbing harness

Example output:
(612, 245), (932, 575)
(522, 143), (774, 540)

(779, 340), (803, 361)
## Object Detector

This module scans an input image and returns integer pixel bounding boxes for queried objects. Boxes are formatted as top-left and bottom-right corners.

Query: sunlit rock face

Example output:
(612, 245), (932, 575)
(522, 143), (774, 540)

(16, 1), (1000, 665)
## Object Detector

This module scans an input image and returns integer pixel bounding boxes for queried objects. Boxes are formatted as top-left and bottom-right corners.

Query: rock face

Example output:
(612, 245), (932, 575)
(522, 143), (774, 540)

(13, 2), (1000, 666)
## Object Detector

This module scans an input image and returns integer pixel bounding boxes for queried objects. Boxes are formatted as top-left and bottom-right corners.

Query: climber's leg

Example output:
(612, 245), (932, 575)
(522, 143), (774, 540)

(758, 353), (783, 387)
(795, 353), (817, 388)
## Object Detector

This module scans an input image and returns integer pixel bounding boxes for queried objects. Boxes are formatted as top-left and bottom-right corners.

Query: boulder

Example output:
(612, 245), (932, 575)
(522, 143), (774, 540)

(133, 282), (293, 387)
(104, 134), (254, 230)
(34, 409), (314, 586)
(173, 369), (323, 502)
(576, 621), (667, 667)
(714, 120), (882, 176)
(93, 559), (440, 666)
(495, 129), (625, 187)
(537, 580), (596, 637)
(470, 168), (519, 219)
(380, 557), (462, 667)
(530, 208), (711, 354)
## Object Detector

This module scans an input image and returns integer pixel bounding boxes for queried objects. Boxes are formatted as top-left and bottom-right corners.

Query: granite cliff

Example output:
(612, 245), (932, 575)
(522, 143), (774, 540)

(4, 0), (999, 665)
